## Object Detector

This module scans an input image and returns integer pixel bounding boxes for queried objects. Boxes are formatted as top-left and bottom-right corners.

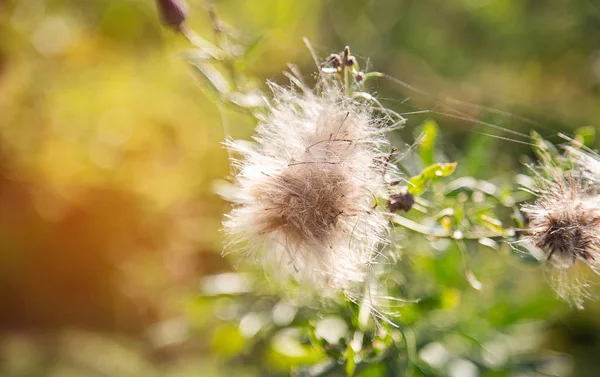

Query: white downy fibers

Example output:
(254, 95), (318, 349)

(223, 80), (399, 298)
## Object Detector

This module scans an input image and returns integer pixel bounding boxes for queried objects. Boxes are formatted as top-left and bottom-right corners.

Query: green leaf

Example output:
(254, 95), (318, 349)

(574, 125), (596, 146)
(356, 363), (387, 377)
(418, 119), (439, 166)
(211, 325), (246, 356)
(268, 329), (325, 371)
(408, 162), (457, 195)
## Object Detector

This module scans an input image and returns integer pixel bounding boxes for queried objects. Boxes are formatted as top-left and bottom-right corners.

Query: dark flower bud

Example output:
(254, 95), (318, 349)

(355, 72), (365, 82)
(342, 46), (356, 66)
(388, 191), (415, 212)
(324, 53), (343, 70)
(156, 0), (189, 31)
(343, 46), (350, 59)
(345, 55), (356, 67)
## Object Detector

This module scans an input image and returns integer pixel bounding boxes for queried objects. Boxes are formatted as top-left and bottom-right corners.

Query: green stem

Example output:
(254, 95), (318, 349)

(392, 214), (511, 240)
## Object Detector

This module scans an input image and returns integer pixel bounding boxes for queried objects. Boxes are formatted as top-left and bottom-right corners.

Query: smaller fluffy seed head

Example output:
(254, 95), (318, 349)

(521, 147), (600, 308)
(522, 177), (600, 269)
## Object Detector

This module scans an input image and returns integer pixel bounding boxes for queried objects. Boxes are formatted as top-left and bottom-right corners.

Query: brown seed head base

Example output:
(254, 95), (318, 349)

(252, 164), (358, 246)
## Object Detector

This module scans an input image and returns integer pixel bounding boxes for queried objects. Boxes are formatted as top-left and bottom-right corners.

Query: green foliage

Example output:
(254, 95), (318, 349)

(408, 162), (457, 196)
(186, 35), (570, 376)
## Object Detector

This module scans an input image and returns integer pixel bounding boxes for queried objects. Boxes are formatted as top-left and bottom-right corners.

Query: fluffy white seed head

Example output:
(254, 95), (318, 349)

(222, 81), (398, 298)
(521, 146), (600, 308)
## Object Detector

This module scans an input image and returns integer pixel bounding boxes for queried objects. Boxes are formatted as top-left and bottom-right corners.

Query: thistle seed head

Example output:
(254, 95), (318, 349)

(522, 177), (600, 268)
(222, 78), (399, 297)
(521, 146), (600, 308)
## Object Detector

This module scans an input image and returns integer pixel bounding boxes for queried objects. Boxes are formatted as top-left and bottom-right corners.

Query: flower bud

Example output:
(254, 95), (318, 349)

(388, 191), (415, 212)
(156, 0), (188, 31)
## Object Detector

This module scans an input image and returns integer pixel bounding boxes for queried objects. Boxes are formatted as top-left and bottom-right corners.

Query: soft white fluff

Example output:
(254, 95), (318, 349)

(521, 146), (600, 308)
(223, 82), (398, 297)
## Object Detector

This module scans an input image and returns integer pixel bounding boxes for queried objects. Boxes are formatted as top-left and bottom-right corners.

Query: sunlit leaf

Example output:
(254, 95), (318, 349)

(574, 125), (596, 146)
(408, 162), (457, 195)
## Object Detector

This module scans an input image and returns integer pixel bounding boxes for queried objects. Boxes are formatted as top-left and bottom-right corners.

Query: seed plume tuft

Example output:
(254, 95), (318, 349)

(222, 79), (399, 297)
(521, 146), (600, 308)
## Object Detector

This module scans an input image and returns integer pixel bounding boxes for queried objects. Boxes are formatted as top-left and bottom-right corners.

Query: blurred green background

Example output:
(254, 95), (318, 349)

(1, 0), (600, 376)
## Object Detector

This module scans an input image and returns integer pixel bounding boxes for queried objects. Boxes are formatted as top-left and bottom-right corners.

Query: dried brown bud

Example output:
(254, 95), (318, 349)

(342, 46), (356, 67)
(355, 72), (365, 82)
(324, 54), (343, 70)
(343, 46), (350, 59)
(156, 0), (188, 30)
(388, 191), (415, 212)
